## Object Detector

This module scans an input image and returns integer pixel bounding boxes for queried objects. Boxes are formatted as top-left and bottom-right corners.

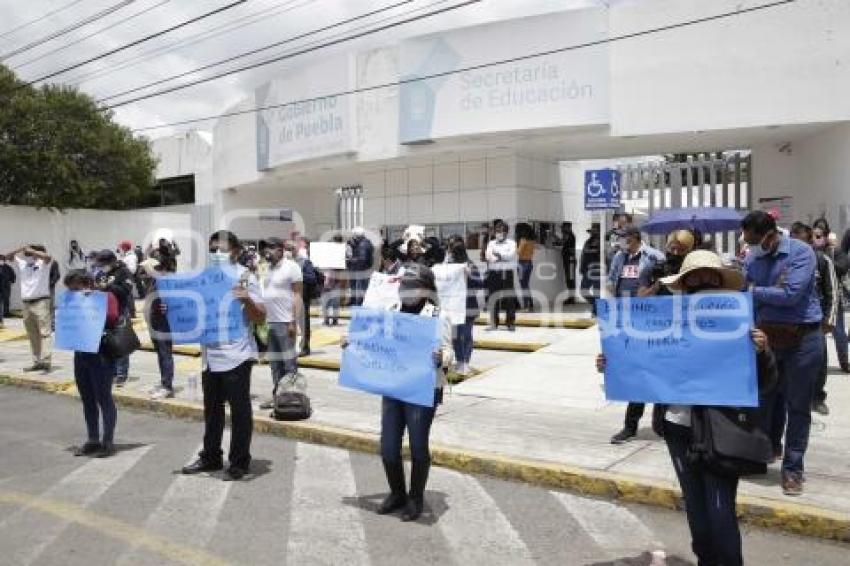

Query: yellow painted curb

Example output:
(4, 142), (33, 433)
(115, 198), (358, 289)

(3, 374), (848, 542)
(139, 342), (202, 357)
(309, 307), (596, 330)
(472, 339), (546, 353)
(0, 374), (75, 393)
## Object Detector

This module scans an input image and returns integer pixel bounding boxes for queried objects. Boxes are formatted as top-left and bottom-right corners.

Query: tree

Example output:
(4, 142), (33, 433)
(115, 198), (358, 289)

(0, 64), (157, 209)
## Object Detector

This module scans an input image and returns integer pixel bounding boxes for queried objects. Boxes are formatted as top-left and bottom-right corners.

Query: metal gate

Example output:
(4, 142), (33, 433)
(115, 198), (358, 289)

(336, 185), (363, 231)
(615, 152), (752, 254)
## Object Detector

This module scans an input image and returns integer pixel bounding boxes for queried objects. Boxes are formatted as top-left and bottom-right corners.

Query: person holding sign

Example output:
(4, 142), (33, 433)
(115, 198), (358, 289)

(181, 231), (266, 482)
(341, 263), (453, 522)
(597, 251), (778, 566)
(62, 270), (122, 458)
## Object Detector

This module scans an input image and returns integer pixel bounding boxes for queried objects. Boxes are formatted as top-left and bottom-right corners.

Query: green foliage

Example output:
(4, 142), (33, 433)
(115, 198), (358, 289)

(0, 64), (157, 210)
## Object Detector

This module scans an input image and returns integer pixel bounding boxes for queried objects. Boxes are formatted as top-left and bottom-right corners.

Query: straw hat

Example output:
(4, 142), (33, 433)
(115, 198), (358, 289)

(659, 250), (745, 291)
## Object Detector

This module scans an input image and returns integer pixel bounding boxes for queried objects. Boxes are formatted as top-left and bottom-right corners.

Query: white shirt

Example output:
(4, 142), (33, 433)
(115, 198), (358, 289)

(262, 259), (303, 323)
(16, 257), (53, 300)
(202, 263), (265, 373)
(119, 251), (138, 275)
(485, 237), (518, 271)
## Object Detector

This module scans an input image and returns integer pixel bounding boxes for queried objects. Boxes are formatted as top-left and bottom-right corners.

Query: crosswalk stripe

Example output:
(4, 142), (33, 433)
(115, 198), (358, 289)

(286, 442), (371, 566)
(550, 490), (660, 557)
(428, 468), (536, 565)
(6, 444), (152, 566)
(116, 438), (232, 565)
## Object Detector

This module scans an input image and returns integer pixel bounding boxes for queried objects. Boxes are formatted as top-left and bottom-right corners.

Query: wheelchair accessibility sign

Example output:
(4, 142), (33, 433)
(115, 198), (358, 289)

(584, 169), (621, 210)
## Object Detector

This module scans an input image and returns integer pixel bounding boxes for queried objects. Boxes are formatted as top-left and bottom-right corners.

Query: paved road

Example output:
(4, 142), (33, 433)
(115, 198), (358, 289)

(0, 387), (846, 566)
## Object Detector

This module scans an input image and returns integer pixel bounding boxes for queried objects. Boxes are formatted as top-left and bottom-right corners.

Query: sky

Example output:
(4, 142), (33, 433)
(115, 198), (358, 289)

(0, 0), (614, 137)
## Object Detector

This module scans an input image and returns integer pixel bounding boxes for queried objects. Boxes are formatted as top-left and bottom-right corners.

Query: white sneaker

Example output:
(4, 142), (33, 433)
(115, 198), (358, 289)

(150, 387), (174, 400)
(457, 363), (470, 376)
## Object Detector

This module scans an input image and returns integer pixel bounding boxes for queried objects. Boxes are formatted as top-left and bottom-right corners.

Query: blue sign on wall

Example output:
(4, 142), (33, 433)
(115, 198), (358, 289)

(584, 169), (621, 210)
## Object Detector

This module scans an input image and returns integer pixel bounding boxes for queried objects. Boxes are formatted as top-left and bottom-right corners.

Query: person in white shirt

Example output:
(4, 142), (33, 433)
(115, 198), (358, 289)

(181, 231), (266, 481)
(484, 220), (518, 331)
(3, 245), (54, 371)
(258, 237), (303, 409)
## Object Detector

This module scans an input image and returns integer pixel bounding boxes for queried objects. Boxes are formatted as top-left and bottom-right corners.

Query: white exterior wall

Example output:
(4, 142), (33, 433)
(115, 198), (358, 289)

(150, 131), (214, 205)
(610, 0), (850, 135)
(364, 154), (513, 228)
(0, 205), (195, 310)
(752, 122), (850, 234)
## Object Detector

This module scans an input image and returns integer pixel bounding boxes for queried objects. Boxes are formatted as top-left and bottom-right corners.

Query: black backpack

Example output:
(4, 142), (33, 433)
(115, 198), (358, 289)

(688, 406), (772, 478)
(272, 390), (312, 421)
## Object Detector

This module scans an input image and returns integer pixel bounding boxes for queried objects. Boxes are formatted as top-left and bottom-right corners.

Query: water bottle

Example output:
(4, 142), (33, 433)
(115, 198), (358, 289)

(187, 373), (198, 401)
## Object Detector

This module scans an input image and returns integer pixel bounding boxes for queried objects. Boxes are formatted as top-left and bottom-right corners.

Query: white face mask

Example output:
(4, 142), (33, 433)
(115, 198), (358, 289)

(208, 251), (231, 266)
(297, 248), (308, 260)
(496, 233), (506, 242)
(25, 256), (36, 266)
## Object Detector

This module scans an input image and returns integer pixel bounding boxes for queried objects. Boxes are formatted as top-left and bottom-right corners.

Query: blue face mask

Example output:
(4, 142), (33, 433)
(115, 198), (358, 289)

(208, 251), (231, 267)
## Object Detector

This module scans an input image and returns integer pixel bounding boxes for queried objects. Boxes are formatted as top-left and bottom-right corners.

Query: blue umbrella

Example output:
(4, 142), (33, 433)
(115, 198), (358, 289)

(641, 207), (743, 235)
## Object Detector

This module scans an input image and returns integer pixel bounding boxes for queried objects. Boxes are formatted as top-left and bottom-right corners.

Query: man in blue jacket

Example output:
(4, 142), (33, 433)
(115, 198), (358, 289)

(742, 211), (823, 497)
(347, 227), (374, 306)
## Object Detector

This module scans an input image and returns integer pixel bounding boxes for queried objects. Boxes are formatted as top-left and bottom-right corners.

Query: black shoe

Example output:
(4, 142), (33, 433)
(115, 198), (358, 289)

(507, 325), (516, 332)
(23, 364), (42, 372)
(377, 493), (408, 515)
(401, 457), (429, 522)
(610, 428), (637, 444)
(840, 361), (850, 374)
(400, 498), (424, 522)
(378, 458), (407, 514)
(182, 458), (224, 475)
(95, 442), (115, 458)
(812, 401), (829, 416)
(298, 349), (311, 357)
(224, 466), (248, 481)
(73, 441), (101, 456)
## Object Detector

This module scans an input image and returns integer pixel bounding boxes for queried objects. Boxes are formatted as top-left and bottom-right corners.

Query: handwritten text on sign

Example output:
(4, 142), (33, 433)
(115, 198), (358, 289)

(55, 291), (108, 353)
(156, 267), (246, 345)
(339, 308), (440, 407)
(598, 292), (757, 407)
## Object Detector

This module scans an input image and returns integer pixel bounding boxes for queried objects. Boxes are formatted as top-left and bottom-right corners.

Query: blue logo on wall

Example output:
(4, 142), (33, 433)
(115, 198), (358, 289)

(584, 169), (620, 210)
(399, 38), (460, 144)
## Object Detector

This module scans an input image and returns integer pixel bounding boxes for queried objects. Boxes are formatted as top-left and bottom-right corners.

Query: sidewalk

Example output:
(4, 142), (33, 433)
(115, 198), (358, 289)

(1, 314), (849, 542)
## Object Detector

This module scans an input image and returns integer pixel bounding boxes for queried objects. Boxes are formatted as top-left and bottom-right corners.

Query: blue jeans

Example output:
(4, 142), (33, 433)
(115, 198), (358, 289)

(350, 276), (369, 306)
(322, 289), (341, 322)
(664, 421), (742, 566)
(380, 395), (437, 464)
(267, 322), (297, 390)
(833, 307), (848, 366)
(518, 260), (533, 310)
(452, 317), (475, 364)
(74, 352), (118, 443)
(765, 329), (824, 478)
(151, 336), (174, 390)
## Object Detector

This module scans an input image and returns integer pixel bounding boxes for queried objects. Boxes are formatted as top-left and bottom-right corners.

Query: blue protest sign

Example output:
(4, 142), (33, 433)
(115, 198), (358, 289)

(584, 169), (620, 210)
(156, 267), (246, 345)
(339, 308), (440, 407)
(55, 291), (107, 353)
(598, 292), (758, 407)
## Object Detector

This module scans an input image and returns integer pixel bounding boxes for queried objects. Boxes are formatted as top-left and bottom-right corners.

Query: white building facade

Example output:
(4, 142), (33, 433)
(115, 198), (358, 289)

(146, 0), (850, 299)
